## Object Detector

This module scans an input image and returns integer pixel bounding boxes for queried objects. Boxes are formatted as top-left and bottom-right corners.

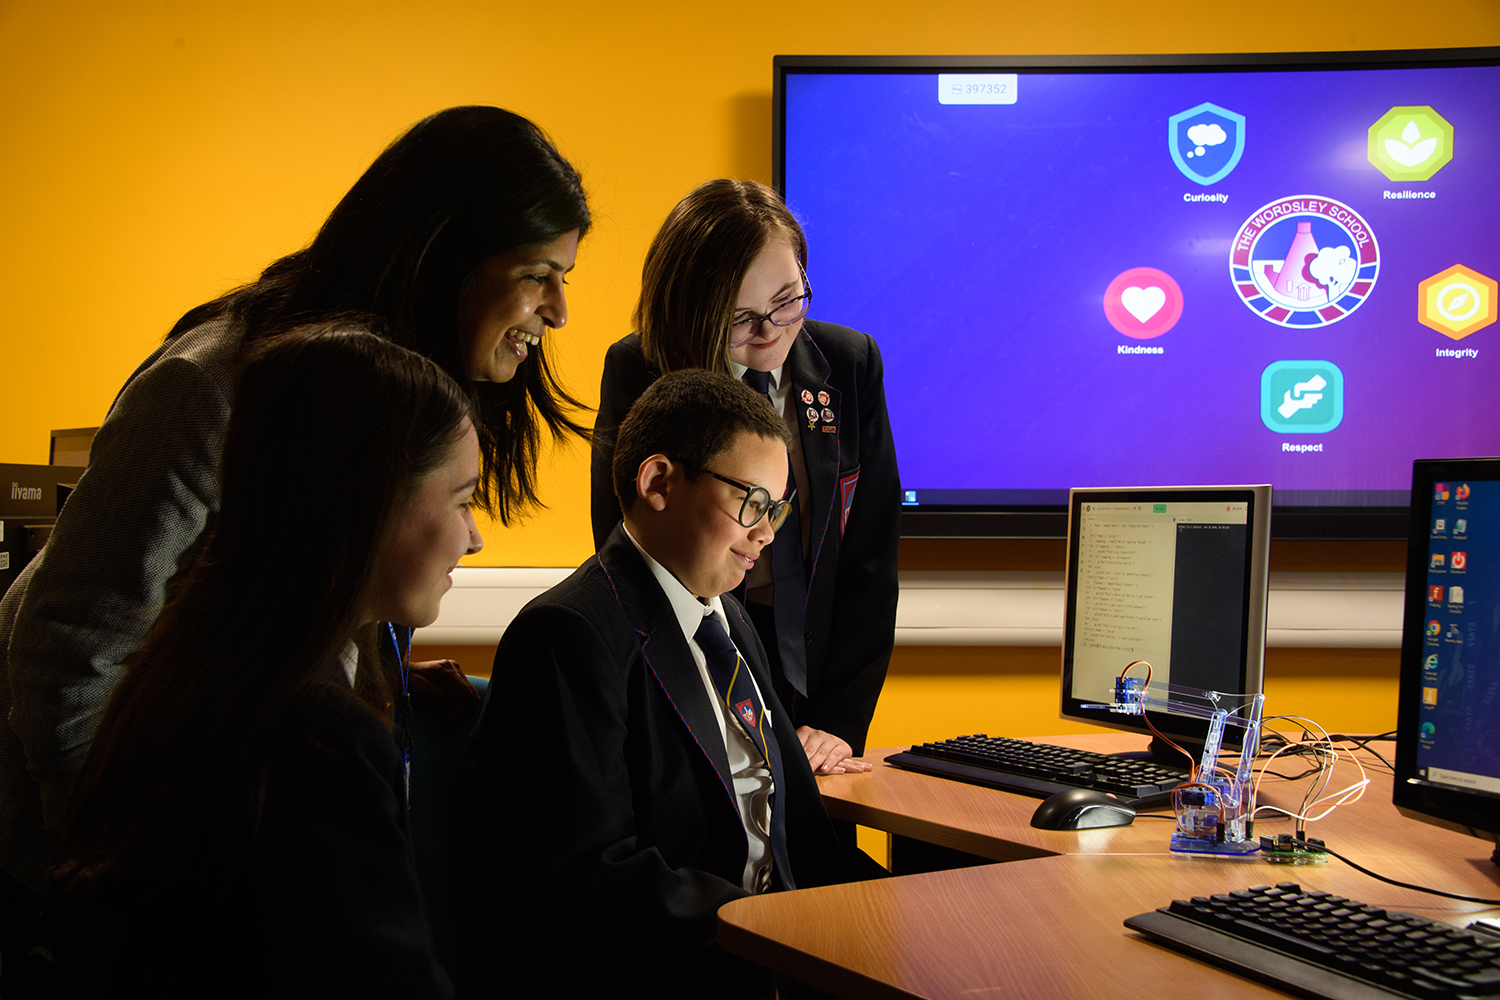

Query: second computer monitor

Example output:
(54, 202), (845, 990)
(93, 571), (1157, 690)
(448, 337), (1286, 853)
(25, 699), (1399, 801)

(1393, 457), (1500, 847)
(1061, 485), (1272, 752)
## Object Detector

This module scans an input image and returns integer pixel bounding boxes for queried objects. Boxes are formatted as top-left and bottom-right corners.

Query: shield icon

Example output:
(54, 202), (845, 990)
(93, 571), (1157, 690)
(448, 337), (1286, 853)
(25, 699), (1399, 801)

(1168, 102), (1246, 185)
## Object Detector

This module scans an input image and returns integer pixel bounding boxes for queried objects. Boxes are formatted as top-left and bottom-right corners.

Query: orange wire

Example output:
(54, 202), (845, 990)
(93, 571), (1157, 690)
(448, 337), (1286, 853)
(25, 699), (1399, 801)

(1143, 714), (1199, 780)
(1117, 659), (1198, 778)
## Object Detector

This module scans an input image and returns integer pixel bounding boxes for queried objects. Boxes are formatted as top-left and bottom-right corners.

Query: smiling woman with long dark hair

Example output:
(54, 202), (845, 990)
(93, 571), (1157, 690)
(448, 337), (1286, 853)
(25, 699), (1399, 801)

(53, 324), (481, 996)
(0, 107), (590, 967)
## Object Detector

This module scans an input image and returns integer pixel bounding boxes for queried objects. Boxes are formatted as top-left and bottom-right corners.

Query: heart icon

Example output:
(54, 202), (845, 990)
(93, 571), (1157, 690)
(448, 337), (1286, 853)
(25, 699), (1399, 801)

(1121, 286), (1166, 323)
(1103, 266), (1183, 339)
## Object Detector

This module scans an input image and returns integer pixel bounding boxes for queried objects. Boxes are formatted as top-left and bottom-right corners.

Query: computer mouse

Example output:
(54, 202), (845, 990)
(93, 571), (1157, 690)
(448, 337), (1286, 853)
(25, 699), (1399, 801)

(1029, 787), (1137, 830)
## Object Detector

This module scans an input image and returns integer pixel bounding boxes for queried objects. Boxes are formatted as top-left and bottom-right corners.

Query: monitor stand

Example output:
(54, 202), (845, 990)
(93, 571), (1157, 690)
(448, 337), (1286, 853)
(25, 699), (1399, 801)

(1109, 735), (1203, 772)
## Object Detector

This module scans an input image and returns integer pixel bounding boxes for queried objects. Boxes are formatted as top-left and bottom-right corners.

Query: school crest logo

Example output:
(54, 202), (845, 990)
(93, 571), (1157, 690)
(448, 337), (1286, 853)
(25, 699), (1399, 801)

(735, 699), (757, 728)
(1168, 102), (1246, 185)
(1230, 196), (1379, 328)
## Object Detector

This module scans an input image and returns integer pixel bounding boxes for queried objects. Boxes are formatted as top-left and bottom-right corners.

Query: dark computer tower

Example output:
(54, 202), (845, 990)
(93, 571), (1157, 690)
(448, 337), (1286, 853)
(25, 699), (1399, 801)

(0, 463), (87, 597)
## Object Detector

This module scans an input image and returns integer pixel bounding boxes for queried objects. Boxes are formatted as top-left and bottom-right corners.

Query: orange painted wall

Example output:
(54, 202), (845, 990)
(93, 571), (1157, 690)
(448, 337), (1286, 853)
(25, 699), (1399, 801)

(3, 0), (1498, 567)
(4, 1), (1486, 748)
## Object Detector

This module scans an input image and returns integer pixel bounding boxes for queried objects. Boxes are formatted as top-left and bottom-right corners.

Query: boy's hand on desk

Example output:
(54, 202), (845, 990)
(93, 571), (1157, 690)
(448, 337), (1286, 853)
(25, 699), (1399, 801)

(797, 727), (873, 774)
(408, 659), (481, 724)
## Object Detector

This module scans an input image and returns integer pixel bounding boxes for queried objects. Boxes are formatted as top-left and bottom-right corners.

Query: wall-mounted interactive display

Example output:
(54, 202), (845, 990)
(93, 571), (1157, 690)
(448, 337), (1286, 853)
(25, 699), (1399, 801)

(774, 50), (1500, 538)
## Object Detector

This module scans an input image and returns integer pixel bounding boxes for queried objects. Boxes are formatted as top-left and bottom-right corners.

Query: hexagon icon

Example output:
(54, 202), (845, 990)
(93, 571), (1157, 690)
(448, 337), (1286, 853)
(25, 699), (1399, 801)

(1419, 264), (1497, 341)
(1368, 106), (1454, 181)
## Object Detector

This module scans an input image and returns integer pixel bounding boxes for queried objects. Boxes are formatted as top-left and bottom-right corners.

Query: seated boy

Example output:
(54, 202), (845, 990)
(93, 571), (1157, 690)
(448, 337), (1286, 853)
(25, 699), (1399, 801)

(468, 369), (885, 998)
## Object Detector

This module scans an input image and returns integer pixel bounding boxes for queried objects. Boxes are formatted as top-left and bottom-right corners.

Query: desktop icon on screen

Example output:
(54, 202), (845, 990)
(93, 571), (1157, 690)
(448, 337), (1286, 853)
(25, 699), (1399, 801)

(1418, 265), (1497, 341)
(1433, 518), (1446, 533)
(1436, 483), (1450, 501)
(1457, 484), (1471, 501)
(1432, 553), (1446, 569)
(1423, 686), (1439, 706)
(1168, 102), (1246, 185)
(1420, 722), (1436, 737)
(1429, 585), (1445, 603)
(1455, 519), (1468, 534)
(1451, 551), (1467, 570)
(1448, 586), (1464, 605)
(1424, 653), (1440, 672)
(1103, 267), (1183, 338)
(1368, 106), (1453, 181)
(1427, 620), (1441, 636)
(1260, 360), (1344, 433)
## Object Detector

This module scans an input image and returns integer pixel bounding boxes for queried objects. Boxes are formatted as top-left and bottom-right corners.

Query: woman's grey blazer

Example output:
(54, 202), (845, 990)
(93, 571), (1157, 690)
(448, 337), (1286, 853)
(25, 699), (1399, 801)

(0, 317), (241, 892)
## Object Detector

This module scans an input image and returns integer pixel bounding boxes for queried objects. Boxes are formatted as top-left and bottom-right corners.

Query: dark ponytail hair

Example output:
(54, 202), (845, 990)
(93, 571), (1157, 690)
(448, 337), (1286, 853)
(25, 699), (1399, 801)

(57, 322), (475, 889)
(172, 106), (591, 523)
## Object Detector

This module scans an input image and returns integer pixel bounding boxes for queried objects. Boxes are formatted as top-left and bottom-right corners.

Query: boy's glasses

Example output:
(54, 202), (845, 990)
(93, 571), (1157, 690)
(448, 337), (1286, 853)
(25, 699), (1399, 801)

(699, 468), (795, 531)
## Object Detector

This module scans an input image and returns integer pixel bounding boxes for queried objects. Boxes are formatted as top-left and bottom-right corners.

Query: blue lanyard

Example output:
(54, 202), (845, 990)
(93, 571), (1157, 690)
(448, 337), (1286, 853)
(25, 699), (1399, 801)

(386, 622), (413, 804)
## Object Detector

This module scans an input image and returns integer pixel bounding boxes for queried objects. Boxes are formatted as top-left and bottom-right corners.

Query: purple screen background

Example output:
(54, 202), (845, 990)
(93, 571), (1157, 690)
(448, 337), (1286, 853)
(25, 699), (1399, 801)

(783, 65), (1500, 502)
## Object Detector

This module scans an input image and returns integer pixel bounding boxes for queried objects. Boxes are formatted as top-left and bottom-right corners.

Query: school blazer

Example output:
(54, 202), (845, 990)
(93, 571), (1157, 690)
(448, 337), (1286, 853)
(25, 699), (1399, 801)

(466, 525), (881, 998)
(590, 320), (901, 752)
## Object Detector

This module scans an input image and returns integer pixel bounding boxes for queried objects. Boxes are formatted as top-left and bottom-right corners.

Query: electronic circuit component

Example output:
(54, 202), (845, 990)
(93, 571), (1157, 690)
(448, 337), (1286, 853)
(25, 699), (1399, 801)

(1259, 833), (1329, 864)
(1087, 665), (1263, 856)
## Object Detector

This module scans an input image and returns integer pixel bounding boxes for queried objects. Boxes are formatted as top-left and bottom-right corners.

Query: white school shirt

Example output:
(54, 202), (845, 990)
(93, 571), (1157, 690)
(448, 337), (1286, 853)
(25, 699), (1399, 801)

(623, 524), (776, 893)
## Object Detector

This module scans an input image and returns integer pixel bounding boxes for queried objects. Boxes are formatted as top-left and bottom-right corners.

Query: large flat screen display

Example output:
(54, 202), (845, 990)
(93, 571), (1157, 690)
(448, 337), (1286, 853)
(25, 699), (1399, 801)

(775, 50), (1500, 537)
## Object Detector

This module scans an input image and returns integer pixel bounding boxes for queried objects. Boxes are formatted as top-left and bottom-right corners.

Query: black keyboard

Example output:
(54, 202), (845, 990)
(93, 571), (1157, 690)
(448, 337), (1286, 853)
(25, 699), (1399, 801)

(885, 734), (1184, 809)
(1126, 881), (1500, 999)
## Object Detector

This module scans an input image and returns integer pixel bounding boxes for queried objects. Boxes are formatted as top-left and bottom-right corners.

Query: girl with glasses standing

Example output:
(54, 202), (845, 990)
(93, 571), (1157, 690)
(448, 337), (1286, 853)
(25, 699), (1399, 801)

(591, 179), (900, 777)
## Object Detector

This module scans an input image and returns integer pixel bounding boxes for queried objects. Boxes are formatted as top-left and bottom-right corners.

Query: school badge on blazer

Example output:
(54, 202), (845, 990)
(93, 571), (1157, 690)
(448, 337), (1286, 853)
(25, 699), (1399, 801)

(838, 469), (859, 536)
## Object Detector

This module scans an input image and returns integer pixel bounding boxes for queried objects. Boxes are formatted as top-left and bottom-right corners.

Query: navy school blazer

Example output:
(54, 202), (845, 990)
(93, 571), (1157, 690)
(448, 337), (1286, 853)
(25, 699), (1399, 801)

(589, 319), (901, 753)
(466, 525), (884, 998)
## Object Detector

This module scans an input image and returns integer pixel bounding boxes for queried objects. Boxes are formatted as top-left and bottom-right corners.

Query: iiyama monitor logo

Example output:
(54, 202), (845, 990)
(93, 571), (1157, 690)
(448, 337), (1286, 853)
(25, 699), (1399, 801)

(10, 483), (41, 501)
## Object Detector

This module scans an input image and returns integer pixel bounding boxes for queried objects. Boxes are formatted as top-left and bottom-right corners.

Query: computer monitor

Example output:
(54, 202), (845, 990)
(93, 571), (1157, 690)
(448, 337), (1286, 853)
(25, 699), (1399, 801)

(774, 48), (1500, 540)
(1393, 458), (1500, 853)
(1060, 485), (1271, 757)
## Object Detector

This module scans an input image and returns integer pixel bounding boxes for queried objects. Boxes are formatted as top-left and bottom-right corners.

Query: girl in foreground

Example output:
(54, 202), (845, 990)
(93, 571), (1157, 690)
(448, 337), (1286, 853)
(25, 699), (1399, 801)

(53, 325), (482, 997)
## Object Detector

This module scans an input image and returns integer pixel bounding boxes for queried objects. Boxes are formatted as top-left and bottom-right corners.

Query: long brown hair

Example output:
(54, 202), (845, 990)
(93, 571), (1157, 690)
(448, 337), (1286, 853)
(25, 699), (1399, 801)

(635, 179), (808, 375)
(56, 323), (475, 889)
(170, 106), (591, 524)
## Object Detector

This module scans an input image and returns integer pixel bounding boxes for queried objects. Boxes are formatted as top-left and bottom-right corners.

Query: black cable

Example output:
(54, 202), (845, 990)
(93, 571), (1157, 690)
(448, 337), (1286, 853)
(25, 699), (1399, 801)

(1291, 838), (1500, 905)
(1325, 732), (1397, 771)
(1256, 728), (1396, 773)
(1261, 765), (1331, 781)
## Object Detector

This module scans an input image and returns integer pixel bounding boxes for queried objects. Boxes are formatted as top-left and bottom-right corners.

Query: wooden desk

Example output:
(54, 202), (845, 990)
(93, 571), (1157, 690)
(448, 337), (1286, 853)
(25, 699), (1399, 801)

(720, 853), (1500, 1000)
(817, 735), (1485, 862)
(718, 734), (1500, 998)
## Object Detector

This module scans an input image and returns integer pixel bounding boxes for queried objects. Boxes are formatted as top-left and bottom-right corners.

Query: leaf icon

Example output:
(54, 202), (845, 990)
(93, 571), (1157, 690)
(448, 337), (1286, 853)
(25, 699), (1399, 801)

(1386, 134), (1439, 167)
(1402, 120), (1422, 144)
